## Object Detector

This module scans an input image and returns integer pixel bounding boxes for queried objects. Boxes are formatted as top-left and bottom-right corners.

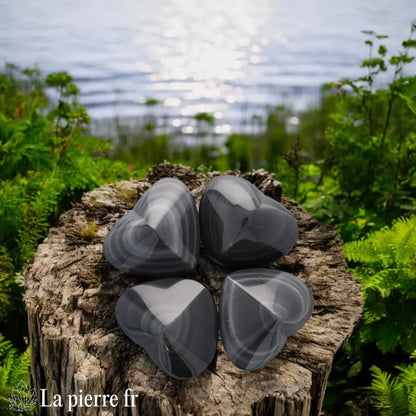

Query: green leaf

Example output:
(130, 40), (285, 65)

(347, 361), (362, 378)
(361, 58), (385, 69)
(378, 45), (387, 57)
(376, 320), (399, 353)
(390, 54), (415, 65)
(390, 56), (402, 65)
(403, 39), (416, 48)
(145, 97), (159, 106)
(45, 72), (73, 87)
(397, 92), (416, 115)
(194, 112), (215, 126)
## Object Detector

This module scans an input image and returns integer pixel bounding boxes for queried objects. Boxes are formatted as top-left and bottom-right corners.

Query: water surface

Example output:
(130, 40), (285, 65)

(1, 0), (415, 134)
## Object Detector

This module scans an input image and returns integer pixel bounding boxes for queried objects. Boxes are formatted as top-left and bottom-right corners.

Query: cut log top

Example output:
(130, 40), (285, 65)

(24, 164), (363, 416)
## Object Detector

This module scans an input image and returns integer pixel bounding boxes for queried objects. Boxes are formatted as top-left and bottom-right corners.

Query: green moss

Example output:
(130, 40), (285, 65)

(114, 184), (140, 208)
(79, 223), (98, 238)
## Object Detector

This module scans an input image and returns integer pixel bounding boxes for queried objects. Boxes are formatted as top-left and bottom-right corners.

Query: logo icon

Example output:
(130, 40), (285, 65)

(9, 381), (37, 413)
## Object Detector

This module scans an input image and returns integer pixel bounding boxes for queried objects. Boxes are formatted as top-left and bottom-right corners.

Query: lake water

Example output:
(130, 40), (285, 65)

(0, 0), (415, 136)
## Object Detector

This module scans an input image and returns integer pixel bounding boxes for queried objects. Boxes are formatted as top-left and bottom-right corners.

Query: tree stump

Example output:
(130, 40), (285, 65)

(24, 164), (363, 416)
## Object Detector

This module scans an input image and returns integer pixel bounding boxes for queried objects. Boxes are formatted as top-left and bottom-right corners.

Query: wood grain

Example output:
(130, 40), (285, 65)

(24, 164), (363, 416)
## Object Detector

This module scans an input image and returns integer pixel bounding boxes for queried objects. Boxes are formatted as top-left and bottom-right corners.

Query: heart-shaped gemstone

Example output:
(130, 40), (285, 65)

(219, 269), (313, 371)
(199, 175), (298, 268)
(116, 278), (218, 379)
(103, 178), (199, 277)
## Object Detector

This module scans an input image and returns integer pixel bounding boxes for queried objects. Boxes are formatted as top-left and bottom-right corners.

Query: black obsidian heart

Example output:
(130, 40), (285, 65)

(115, 278), (218, 380)
(199, 175), (298, 268)
(220, 269), (313, 371)
(103, 178), (199, 277)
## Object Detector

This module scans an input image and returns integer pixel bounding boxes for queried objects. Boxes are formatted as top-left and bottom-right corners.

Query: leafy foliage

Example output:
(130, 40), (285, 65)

(325, 213), (416, 414)
(0, 66), (140, 347)
(0, 24), (415, 416)
(302, 25), (416, 414)
(0, 333), (31, 416)
(112, 23), (416, 245)
(344, 216), (416, 354)
(369, 363), (416, 415)
(300, 25), (416, 241)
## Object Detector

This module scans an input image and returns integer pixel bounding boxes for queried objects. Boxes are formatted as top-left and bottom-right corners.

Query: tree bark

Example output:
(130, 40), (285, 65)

(24, 164), (363, 416)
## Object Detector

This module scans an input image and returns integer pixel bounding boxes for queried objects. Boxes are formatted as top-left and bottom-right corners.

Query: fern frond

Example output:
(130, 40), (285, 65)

(346, 215), (416, 353)
(398, 364), (416, 392)
(0, 338), (31, 416)
(409, 385), (416, 416)
(392, 216), (416, 267)
(362, 269), (399, 296)
(399, 364), (416, 416)
(9, 348), (31, 386)
(389, 379), (410, 416)
(344, 238), (379, 263)
(0, 334), (13, 361)
(345, 216), (416, 268)
(0, 349), (16, 392)
(370, 367), (393, 414)
(0, 334), (30, 388)
(369, 365), (408, 416)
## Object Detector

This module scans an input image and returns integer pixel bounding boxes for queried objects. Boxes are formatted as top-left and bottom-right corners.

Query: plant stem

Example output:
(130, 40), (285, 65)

(379, 95), (393, 151)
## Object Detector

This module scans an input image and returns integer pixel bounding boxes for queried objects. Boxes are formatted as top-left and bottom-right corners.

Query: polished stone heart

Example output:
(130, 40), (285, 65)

(220, 269), (313, 371)
(116, 278), (218, 380)
(103, 178), (199, 277)
(199, 175), (298, 268)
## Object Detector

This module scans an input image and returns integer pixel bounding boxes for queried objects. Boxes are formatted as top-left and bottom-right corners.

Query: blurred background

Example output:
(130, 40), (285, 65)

(1, 2), (416, 415)
(1, 0), (415, 138)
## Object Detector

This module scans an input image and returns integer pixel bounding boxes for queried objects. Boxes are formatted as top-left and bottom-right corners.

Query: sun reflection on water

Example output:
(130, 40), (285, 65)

(135, 0), (275, 118)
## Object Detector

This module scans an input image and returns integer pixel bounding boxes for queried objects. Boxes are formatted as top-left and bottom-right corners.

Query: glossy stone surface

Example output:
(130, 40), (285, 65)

(103, 178), (199, 277)
(220, 269), (313, 371)
(116, 278), (218, 380)
(199, 175), (298, 268)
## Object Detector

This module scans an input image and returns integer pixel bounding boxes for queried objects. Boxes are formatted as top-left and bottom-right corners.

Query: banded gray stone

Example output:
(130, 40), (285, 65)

(220, 268), (314, 371)
(103, 177), (199, 277)
(199, 175), (298, 268)
(116, 278), (218, 380)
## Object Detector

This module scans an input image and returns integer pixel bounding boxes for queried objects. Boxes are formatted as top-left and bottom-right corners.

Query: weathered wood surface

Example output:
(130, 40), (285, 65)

(24, 164), (363, 416)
